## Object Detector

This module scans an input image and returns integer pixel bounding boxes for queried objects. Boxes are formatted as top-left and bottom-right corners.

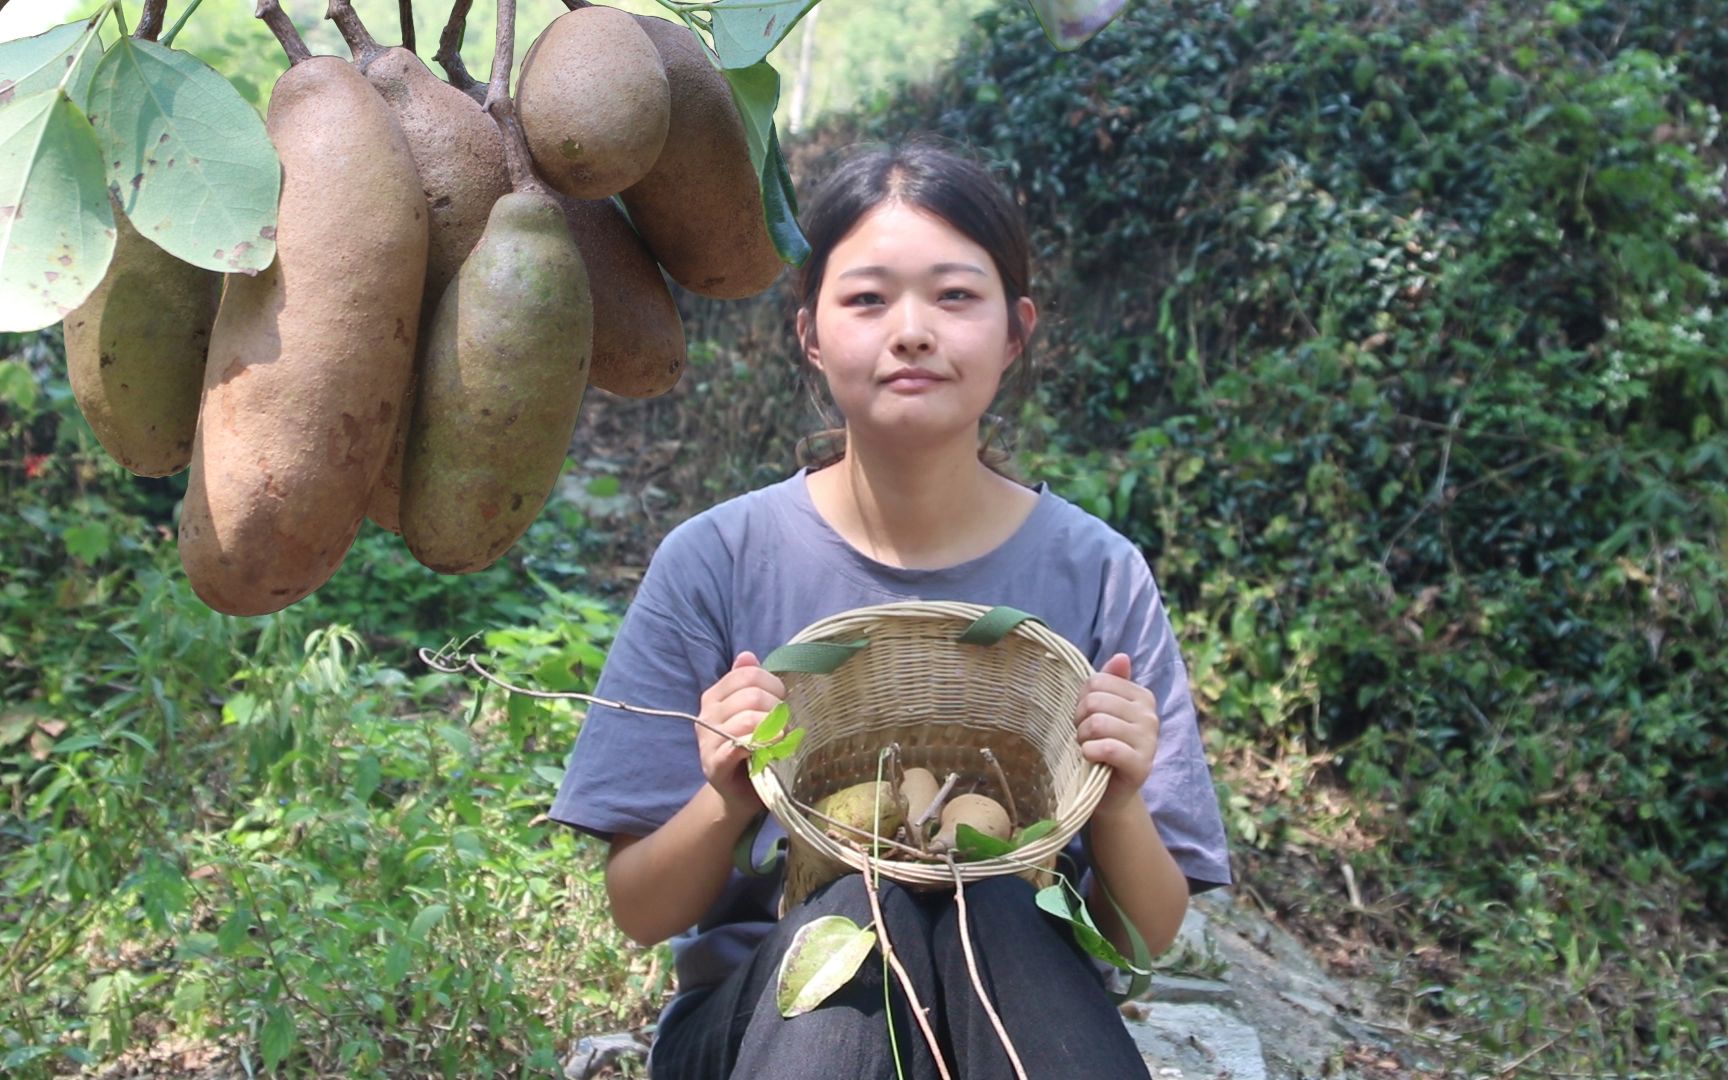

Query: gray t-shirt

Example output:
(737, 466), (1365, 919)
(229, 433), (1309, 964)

(550, 468), (1232, 998)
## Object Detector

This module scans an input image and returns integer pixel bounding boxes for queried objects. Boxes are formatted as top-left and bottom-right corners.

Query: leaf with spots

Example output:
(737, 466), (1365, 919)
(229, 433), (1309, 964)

(0, 17), (105, 112)
(705, 0), (821, 69)
(85, 37), (278, 274)
(775, 914), (877, 1018)
(0, 87), (114, 333)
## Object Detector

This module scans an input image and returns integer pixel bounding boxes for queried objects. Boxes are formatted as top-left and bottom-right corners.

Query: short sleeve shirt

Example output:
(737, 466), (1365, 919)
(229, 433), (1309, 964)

(550, 469), (1232, 995)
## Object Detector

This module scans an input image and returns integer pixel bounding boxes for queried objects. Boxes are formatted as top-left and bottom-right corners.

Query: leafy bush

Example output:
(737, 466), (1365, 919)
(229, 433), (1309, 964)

(751, 0), (1726, 1071)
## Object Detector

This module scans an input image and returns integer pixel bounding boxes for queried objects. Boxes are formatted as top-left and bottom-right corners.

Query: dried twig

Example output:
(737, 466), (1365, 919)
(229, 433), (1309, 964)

(134, 0), (168, 40)
(860, 874), (952, 1080)
(417, 644), (754, 750)
(434, 0), (482, 100)
(980, 748), (1018, 826)
(947, 855), (1028, 1080)
(910, 771), (960, 835)
(255, 0), (312, 64)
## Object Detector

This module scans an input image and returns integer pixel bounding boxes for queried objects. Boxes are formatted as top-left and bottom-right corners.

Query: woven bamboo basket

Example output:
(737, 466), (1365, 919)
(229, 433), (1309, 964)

(753, 601), (1110, 912)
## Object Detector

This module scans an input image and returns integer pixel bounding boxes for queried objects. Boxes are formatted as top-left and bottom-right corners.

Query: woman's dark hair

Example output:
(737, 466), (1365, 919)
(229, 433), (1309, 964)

(792, 139), (1036, 473)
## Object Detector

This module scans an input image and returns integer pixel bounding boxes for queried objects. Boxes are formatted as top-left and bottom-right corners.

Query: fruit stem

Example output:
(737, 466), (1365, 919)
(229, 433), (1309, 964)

(399, 0), (415, 53)
(255, 0), (312, 65)
(910, 772), (960, 835)
(980, 748), (1019, 827)
(483, 0), (549, 195)
(326, 0), (384, 67)
(434, 0), (484, 102)
(134, 0), (167, 40)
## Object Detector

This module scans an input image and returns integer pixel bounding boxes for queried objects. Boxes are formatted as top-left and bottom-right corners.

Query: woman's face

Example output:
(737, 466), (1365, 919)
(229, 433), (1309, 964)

(797, 200), (1036, 456)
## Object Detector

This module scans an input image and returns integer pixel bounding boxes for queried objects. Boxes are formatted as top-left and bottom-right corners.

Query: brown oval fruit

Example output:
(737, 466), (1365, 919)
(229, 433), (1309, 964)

(62, 207), (220, 477)
(356, 47), (512, 533)
(898, 767), (940, 825)
(936, 793), (1013, 851)
(516, 7), (670, 200)
(620, 16), (782, 300)
(399, 192), (593, 573)
(179, 56), (427, 616)
(554, 193), (685, 398)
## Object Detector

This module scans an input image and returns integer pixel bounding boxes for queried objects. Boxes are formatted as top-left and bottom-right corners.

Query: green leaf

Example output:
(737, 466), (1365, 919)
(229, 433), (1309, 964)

(0, 88), (115, 332)
(775, 914), (877, 1017)
(62, 520), (112, 563)
(749, 724), (804, 776)
(260, 1004), (295, 1070)
(751, 702), (791, 746)
(1034, 879), (1146, 974)
(1014, 819), (1058, 846)
(586, 473), (620, 497)
(722, 61), (777, 183)
(216, 907), (251, 955)
(954, 823), (1016, 860)
(408, 902), (449, 943)
(761, 126), (809, 266)
(0, 18), (103, 109)
(85, 37), (278, 273)
(0, 358), (39, 409)
(707, 0), (821, 69)
(1024, 0), (1129, 51)
(533, 764), (567, 787)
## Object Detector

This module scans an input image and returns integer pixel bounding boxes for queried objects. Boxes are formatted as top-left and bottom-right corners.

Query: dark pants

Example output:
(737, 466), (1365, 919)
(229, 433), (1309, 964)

(649, 874), (1147, 1079)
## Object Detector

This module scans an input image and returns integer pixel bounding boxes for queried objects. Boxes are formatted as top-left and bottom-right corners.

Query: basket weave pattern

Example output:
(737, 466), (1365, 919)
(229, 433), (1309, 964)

(753, 601), (1110, 911)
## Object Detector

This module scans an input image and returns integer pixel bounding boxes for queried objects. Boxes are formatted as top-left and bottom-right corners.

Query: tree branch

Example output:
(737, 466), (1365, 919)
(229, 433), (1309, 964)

(434, 0), (483, 101)
(326, 0), (384, 66)
(417, 644), (754, 750)
(947, 856), (1029, 1080)
(399, 0), (415, 52)
(254, 0), (312, 65)
(860, 875), (953, 1080)
(134, 0), (168, 40)
(980, 748), (1018, 827)
(483, 0), (547, 193)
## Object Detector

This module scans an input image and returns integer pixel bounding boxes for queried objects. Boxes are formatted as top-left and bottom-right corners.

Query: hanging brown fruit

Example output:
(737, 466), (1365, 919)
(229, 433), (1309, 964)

(515, 6), (671, 200)
(179, 54), (428, 616)
(62, 204), (220, 478)
(620, 16), (783, 300)
(328, 6), (514, 533)
(556, 194), (686, 399)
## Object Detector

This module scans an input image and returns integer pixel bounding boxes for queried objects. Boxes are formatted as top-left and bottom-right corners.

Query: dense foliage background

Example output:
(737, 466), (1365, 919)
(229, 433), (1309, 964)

(3, 0), (1725, 1075)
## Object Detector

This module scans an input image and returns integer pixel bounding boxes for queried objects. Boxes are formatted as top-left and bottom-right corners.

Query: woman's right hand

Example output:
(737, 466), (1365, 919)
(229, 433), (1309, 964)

(696, 651), (787, 814)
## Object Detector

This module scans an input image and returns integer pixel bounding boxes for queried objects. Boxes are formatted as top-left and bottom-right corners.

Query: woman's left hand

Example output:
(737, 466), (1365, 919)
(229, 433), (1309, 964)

(1074, 652), (1161, 813)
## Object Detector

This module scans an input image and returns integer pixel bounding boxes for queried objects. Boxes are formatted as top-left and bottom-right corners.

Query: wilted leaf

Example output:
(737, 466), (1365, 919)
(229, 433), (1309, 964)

(706, 0), (821, 69)
(1024, 0), (1129, 51)
(0, 709), (36, 749)
(0, 18), (103, 110)
(1034, 879), (1146, 973)
(0, 87), (115, 332)
(776, 914), (877, 1017)
(85, 37), (278, 273)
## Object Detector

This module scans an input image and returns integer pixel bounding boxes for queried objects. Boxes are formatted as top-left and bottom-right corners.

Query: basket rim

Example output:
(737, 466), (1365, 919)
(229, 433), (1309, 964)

(751, 600), (1111, 889)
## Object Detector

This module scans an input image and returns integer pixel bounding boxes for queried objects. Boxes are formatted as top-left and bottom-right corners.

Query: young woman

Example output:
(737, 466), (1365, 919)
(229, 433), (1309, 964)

(551, 141), (1232, 1079)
